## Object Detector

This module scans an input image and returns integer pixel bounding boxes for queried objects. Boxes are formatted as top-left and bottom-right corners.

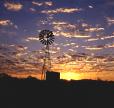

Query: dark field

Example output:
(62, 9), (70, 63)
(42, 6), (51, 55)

(0, 74), (114, 108)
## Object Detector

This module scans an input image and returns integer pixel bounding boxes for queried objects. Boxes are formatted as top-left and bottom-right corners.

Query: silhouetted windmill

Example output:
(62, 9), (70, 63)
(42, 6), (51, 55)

(39, 30), (54, 80)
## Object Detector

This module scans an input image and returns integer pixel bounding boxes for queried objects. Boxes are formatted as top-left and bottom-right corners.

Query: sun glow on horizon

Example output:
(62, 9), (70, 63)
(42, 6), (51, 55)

(60, 72), (81, 81)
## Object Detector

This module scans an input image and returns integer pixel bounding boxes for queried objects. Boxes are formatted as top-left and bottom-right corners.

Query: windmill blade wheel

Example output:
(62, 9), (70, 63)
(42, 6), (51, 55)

(39, 30), (55, 80)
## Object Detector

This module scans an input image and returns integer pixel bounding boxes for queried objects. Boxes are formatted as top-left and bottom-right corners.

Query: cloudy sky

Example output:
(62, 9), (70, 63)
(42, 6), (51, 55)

(0, 0), (114, 80)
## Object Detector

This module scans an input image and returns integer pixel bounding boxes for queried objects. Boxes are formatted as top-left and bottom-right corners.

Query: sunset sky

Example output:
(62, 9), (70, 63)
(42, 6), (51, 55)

(0, 0), (114, 80)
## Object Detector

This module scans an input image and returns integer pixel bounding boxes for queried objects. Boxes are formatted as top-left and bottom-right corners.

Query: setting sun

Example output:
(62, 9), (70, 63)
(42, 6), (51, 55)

(60, 72), (81, 81)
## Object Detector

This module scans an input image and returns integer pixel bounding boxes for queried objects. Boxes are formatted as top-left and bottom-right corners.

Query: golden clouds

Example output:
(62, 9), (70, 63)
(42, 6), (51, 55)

(86, 38), (99, 42)
(52, 20), (90, 38)
(32, 1), (43, 6)
(107, 17), (114, 26)
(84, 42), (114, 51)
(85, 46), (104, 51)
(0, 19), (18, 29)
(86, 35), (114, 42)
(4, 2), (23, 11)
(85, 27), (104, 32)
(86, 47), (103, 51)
(52, 21), (67, 25)
(52, 21), (76, 30)
(106, 44), (114, 48)
(25, 37), (39, 42)
(54, 31), (90, 38)
(101, 35), (114, 40)
(32, 1), (53, 6)
(54, 32), (70, 37)
(1, 42), (114, 81)
(0, 19), (12, 26)
(41, 8), (81, 14)
(45, 2), (53, 6)
(73, 34), (90, 38)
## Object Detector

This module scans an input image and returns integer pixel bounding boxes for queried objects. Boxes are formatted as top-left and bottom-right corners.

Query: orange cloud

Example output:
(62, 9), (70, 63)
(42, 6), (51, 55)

(0, 19), (18, 29)
(105, 44), (114, 48)
(86, 38), (99, 42)
(101, 35), (114, 40)
(52, 21), (90, 38)
(4, 2), (23, 11)
(45, 2), (53, 6)
(32, 1), (43, 6)
(25, 37), (39, 42)
(0, 19), (12, 26)
(73, 34), (90, 38)
(52, 21), (76, 30)
(85, 46), (104, 51)
(54, 31), (90, 38)
(41, 8), (82, 14)
(106, 17), (114, 26)
(32, 1), (53, 6)
(85, 27), (104, 32)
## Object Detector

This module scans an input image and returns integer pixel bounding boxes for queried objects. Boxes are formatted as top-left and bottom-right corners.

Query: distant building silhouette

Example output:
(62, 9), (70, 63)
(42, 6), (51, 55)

(46, 71), (60, 81)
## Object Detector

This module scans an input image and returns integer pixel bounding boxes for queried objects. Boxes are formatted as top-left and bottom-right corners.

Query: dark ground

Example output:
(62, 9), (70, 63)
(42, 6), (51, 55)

(0, 73), (114, 108)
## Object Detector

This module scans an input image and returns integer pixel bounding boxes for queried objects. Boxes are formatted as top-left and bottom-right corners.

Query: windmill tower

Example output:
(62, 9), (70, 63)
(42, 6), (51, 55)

(39, 30), (54, 80)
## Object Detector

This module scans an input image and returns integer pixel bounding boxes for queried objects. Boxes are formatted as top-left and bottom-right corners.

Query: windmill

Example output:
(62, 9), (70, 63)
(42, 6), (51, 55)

(39, 30), (54, 80)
